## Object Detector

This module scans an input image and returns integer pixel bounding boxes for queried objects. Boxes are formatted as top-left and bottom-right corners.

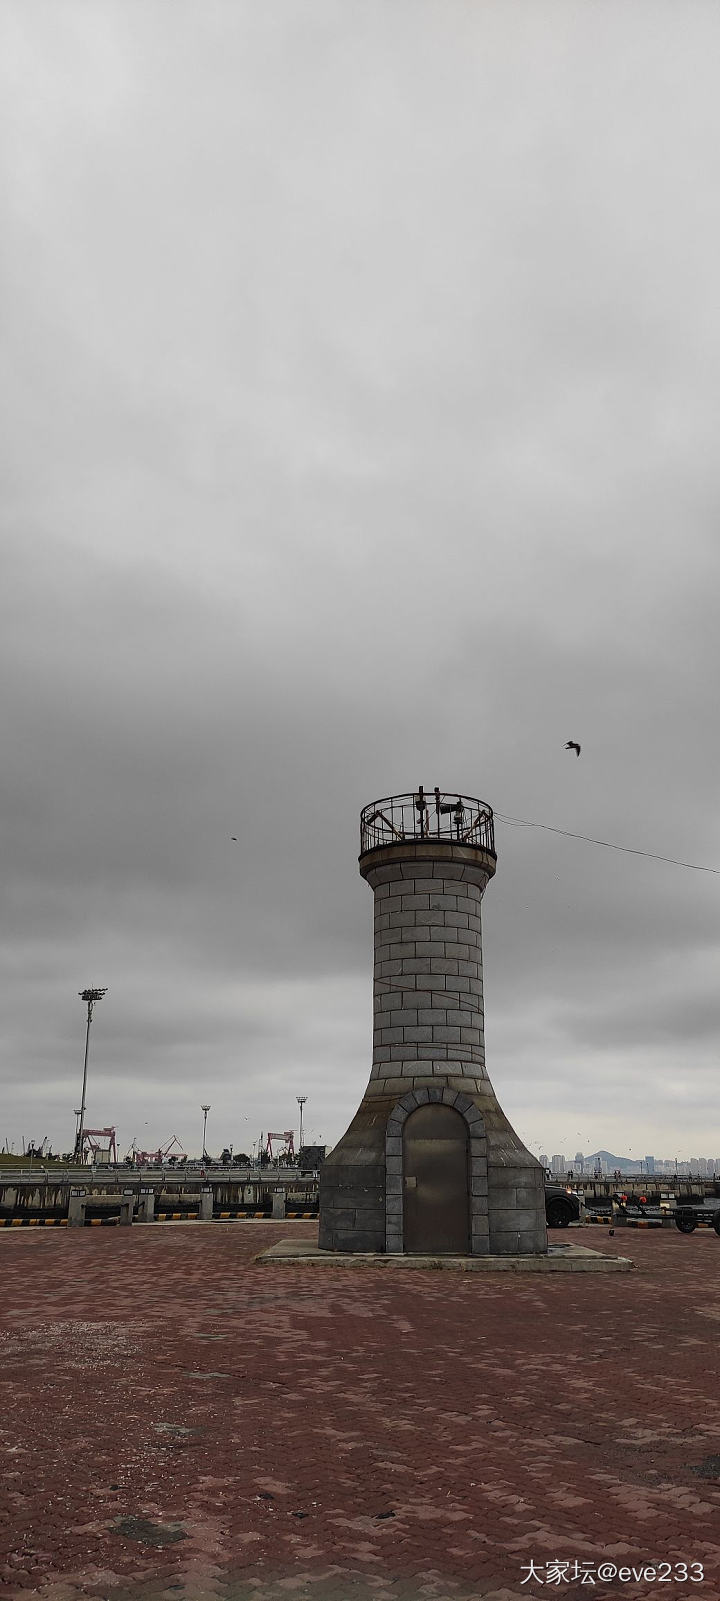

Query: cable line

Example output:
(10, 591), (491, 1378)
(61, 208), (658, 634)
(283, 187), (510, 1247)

(493, 811), (720, 875)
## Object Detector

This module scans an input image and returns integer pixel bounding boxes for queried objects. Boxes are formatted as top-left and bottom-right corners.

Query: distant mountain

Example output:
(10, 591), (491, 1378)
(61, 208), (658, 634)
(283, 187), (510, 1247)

(585, 1149), (635, 1173)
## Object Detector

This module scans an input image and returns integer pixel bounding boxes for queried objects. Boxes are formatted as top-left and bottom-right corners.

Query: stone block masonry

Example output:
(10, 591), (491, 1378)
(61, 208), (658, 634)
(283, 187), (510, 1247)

(319, 791), (548, 1257)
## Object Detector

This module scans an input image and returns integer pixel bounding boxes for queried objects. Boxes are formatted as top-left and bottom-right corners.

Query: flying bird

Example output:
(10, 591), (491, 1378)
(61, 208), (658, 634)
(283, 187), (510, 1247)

(565, 741), (581, 757)
(231, 836), (238, 841)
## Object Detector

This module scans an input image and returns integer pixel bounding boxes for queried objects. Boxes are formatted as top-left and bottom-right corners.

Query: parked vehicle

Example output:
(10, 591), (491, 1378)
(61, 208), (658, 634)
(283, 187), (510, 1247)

(673, 1202), (720, 1235)
(545, 1186), (581, 1228)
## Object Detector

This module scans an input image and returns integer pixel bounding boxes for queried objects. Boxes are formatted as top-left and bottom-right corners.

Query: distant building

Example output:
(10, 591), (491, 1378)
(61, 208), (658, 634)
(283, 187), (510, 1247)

(574, 1151), (585, 1173)
(539, 1154), (549, 1171)
(551, 1154), (566, 1176)
(644, 1155), (655, 1173)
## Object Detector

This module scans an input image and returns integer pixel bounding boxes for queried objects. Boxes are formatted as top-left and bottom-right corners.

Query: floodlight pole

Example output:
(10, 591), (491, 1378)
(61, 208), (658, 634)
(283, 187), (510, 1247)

(201, 1104), (211, 1161)
(75, 988), (107, 1162)
(297, 1095), (307, 1153)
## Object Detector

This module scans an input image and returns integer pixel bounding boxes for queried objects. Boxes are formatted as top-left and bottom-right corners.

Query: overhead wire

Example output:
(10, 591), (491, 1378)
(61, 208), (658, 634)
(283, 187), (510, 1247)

(370, 805), (718, 1016)
(493, 811), (720, 876)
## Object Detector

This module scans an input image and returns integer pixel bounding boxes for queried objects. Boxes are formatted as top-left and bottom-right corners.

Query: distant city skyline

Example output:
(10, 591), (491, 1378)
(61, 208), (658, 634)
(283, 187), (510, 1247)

(541, 1150), (720, 1176)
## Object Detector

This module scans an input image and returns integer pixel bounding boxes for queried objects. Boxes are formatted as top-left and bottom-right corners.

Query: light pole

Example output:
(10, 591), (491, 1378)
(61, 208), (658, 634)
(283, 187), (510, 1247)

(201, 1104), (211, 1161)
(297, 1095), (307, 1153)
(75, 988), (107, 1162)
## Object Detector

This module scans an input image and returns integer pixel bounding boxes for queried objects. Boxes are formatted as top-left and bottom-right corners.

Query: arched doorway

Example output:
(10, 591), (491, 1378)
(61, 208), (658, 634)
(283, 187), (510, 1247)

(402, 1103), (470, 1254)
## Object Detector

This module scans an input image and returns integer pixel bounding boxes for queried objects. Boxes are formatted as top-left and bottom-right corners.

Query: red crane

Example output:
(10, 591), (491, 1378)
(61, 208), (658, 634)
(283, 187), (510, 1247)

(264, 1130), (296, 1161)
(126, 1134), (187, 1167)
(80, 1127), (118, 1163)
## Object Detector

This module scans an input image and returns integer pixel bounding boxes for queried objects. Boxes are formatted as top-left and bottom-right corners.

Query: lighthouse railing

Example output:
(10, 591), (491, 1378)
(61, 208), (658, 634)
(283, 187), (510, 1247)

(360, 789), (495, 857)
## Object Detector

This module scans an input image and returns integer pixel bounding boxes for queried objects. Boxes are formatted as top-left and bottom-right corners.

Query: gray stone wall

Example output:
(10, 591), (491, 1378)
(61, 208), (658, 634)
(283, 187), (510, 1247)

(319, 838), (547, 1256)
(366, 855), (491, 1097)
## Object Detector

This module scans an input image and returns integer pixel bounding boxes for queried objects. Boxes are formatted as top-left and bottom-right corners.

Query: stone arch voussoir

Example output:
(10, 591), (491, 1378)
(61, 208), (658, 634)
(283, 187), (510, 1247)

(385, 1087), (489, 1255)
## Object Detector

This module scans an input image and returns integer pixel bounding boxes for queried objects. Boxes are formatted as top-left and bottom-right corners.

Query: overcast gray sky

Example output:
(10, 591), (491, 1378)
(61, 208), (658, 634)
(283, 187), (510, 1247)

(2, 0), (719, 1165)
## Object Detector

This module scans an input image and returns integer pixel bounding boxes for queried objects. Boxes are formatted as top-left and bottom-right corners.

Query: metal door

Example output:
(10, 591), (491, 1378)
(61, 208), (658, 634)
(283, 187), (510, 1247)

(402, 1103), (469, 1254)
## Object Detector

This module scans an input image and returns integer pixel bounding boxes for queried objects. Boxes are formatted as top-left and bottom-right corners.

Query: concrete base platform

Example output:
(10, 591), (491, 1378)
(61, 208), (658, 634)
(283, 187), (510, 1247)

(256, 1239), (634, 1272)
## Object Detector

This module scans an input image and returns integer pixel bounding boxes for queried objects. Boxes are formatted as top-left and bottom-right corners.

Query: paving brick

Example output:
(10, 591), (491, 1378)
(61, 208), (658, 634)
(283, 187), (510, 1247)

(1, 1222), (718, 1600)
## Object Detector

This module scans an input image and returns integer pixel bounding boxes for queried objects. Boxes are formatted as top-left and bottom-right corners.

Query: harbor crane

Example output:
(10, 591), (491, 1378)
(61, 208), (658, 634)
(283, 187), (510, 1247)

(80, 1127), (118, 1164)
(264, 1130), (296, 1162)
(125, 1134), (187, 1168)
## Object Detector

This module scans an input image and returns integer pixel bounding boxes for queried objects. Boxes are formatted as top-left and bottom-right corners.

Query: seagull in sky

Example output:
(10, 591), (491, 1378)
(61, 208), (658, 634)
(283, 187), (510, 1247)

(565, 741), (581, 757)
(231, 836), (238, 841)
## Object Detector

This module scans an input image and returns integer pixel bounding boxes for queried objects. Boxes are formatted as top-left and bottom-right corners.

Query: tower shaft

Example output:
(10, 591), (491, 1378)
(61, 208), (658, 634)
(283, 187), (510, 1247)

(319, 790), (547, 1256)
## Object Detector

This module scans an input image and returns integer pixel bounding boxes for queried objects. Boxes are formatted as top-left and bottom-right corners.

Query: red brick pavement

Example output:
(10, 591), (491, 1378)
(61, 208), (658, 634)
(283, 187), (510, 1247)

(1, 1222), (719, 1601)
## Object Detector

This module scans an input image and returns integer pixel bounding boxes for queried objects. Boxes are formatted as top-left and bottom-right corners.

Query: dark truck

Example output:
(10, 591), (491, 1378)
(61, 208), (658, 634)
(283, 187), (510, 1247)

(544, 1185), (581, 1228)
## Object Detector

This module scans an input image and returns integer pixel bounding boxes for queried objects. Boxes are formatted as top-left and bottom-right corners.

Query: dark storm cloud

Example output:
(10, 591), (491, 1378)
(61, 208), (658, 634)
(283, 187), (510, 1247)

(2, 0), (720, 1160)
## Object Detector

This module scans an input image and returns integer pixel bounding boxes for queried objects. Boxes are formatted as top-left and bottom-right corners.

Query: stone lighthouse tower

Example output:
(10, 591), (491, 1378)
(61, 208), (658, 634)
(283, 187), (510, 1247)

(319, 787), (547, 1256)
